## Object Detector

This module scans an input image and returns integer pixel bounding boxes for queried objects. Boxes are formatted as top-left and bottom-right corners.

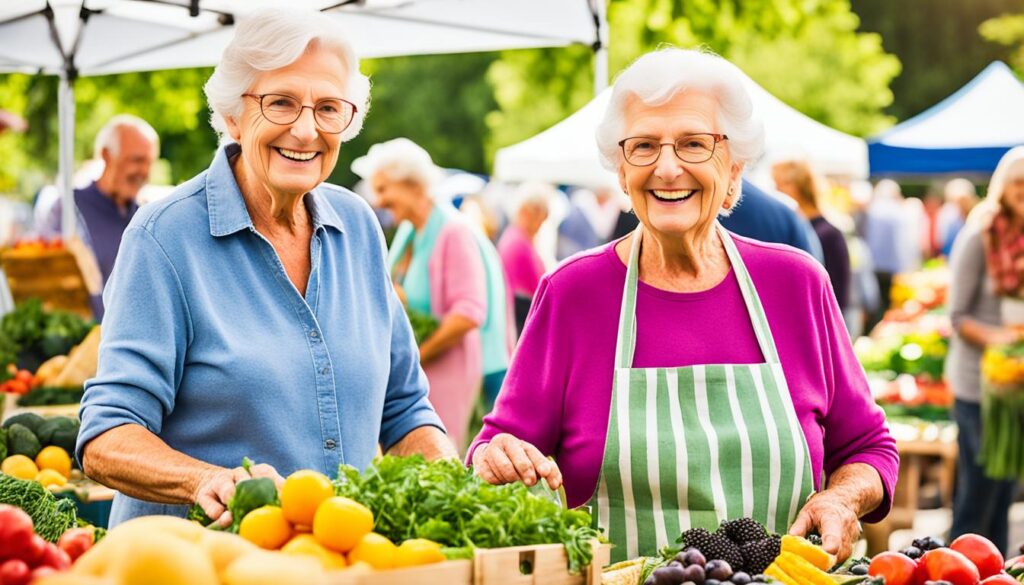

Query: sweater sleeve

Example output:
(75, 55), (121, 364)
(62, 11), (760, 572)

(436, 223), (488, 326)
(947, 226), (986, 332)
(817, 271), (899, 523)
(467, 275), (567, 463)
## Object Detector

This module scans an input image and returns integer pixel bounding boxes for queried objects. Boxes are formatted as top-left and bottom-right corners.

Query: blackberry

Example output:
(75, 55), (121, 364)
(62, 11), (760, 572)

(740, 534), (781, 576)
(720, 517), (769, 545)
(679, 527), (715, 551)
(704, 532), (745, 572)
(807, 533), (823, 546)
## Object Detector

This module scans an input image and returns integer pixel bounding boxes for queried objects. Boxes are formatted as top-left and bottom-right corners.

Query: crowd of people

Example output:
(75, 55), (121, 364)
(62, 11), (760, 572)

(6, 4), (1019, 559)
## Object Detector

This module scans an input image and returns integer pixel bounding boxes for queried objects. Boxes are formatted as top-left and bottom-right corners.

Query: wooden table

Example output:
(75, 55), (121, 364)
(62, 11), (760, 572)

(862, 434), (958, 555)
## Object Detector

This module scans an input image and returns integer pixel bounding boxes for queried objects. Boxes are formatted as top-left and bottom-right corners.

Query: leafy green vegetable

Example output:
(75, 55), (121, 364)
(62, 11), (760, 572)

(406, 308), (440, 344)
(0, 473), (78, 541)
(333, 455), (603, 574)
(7, 423), (41, 459)
(0, 299), (94, 367)
(16, 387), (85, 407)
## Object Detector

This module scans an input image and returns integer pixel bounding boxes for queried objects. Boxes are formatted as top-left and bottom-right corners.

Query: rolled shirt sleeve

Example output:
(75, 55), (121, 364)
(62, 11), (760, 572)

(76, 226), (191, 466)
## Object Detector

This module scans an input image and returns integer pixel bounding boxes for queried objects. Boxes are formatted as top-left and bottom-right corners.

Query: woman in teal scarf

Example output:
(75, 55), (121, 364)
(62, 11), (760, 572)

(354, 138), (511, 450)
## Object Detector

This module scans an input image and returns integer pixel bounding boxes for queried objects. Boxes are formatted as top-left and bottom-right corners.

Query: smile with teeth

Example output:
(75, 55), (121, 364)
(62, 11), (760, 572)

(276, 147), (319, 162)
(651, 189), (697, 202)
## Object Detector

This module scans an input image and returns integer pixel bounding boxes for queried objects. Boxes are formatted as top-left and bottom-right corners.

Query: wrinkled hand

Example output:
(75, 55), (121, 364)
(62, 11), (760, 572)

(472, 433), (562, 490)
(193, 463), (284, 527)
(789, 490), (861, 562)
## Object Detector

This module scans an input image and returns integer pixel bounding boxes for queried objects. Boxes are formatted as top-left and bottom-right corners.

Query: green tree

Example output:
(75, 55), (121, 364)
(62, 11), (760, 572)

(852, 0), (1020, 121)
(979, 12), (1024, 73)
(487, 0), (901, 162)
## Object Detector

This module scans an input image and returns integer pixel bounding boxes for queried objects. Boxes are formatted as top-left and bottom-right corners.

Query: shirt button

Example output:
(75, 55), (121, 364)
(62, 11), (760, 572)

(324, 439), (337, 450)
(320, 367), (330, 375)
(310, 330), (319, 339)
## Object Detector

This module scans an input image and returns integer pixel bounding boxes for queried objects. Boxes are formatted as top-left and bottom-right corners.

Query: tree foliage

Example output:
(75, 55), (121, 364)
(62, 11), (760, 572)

(979, 12), (1024, 74)
(852, 0), (1020, 121)
(487, 0), (901, 162)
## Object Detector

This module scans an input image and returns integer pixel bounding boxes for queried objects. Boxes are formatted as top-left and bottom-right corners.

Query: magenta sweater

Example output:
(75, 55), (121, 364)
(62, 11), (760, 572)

(469, 234), (898, 522)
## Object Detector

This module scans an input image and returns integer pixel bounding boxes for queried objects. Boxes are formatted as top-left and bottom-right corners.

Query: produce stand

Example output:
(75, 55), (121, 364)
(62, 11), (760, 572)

(0, 245), (97, 319)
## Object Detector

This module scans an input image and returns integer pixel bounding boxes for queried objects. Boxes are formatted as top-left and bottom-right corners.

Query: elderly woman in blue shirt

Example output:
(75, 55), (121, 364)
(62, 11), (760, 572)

(76, 8), (454, 527)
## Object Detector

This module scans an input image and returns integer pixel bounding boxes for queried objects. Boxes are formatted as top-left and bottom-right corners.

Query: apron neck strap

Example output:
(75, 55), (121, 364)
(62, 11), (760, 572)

(614, 222), (781, 369)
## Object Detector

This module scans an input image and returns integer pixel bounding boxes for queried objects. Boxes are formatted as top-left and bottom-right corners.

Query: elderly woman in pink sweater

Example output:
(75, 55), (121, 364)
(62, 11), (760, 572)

(469, 49), (898, 563)
(354, 138), (511, 450)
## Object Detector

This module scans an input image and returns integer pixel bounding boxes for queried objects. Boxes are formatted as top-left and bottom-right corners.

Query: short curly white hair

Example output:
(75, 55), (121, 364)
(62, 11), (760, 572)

(595, 48), (764, 179)
(204, 8), (371, 143)
(351, 137), (444, 195)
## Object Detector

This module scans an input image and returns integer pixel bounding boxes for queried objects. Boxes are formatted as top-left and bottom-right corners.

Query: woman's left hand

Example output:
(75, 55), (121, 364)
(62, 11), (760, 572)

(788, 490), (861, 562)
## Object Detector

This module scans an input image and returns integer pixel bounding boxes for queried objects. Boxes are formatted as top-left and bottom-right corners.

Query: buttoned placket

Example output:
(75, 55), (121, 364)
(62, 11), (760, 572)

(250, 225), (343, 472)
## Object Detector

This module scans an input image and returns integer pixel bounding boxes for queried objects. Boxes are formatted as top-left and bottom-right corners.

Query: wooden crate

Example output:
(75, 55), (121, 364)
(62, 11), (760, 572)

(473, 541), (610, 585)
(324, 560), (472, 585)
(1, 248), (93, 318)
(322, 541), (609, 585)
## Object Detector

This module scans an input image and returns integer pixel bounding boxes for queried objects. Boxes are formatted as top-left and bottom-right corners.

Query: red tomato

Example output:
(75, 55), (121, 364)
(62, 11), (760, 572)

(980, 574), (1018, 584)
(14, 370), (33, 385)
(0, 505), (36, 563)
(38, 544), (70, 571)
(920, 547), (982, 585)
(952, 533), (1004, 578)
(6, 379), (29, 395)
(57, 528), (94, 562)
(869, 551), (920, 585)
(0, 559), (31, 585)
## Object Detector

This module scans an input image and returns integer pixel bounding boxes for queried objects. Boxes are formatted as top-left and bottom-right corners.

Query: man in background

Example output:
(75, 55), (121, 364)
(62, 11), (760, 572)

(38, 114), (159, 319)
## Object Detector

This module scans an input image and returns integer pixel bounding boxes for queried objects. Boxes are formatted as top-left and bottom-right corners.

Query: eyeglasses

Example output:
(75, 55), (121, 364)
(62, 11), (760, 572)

(618, 133), (729, 167)
(242, 93), (358, 134)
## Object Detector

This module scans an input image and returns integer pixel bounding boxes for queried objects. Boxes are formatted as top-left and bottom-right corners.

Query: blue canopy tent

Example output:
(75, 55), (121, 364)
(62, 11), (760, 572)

(868, 61), (1024, 177)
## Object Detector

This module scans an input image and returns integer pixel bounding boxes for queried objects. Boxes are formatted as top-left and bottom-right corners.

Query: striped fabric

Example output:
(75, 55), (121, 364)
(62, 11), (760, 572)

(593, 224), (814, 562)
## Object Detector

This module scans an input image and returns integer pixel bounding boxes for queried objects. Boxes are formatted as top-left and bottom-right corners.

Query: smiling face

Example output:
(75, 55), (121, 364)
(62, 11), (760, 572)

(101, 126), (157, 203)
(617, 90), (742, 242)
(224, 46), (349, 200)
(371, 171), (427, 225)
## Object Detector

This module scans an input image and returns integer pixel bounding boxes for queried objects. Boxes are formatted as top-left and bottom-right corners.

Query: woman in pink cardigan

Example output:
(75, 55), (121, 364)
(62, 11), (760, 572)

(354, 138), (511, 450)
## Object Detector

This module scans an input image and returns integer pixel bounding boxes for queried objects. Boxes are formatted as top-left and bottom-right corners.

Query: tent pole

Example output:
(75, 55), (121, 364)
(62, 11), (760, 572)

(58, 75), (76, 239)
(591, 0), (608, 95)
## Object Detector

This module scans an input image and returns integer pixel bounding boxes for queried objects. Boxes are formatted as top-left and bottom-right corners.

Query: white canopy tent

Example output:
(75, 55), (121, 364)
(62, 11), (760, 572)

(494, 63), (869, 187)
(0, 0), (609, 235)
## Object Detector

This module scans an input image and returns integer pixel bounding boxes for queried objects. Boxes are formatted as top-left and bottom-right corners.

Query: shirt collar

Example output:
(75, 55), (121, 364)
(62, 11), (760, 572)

(206, 143), (345, 237)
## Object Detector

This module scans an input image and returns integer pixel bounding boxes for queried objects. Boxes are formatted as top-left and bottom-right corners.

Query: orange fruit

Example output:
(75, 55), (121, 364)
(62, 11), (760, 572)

(347, 533), (397, 570)
(312, 497), (373, 553)
(238, 505), (292, 550)
(35, 446), (72, 479)
(281, 533), (347, 570)
(280, 470), (334, 526)
(394, 538), (446, 567)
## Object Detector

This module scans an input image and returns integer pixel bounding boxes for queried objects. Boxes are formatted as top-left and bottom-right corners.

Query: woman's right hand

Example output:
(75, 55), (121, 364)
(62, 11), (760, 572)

(193, 463), (284, 527)
(472, 433), (562, 491)
(985, 326), (1021, 347)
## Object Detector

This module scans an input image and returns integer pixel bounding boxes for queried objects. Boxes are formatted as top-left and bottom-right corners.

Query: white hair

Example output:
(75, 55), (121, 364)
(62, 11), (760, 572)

(350, 137), (444, 194)
(203, 8), (371, 143)
(595, 48), (764, 182)
(93, 114), (159, 159)
(510, 181), (558, 215)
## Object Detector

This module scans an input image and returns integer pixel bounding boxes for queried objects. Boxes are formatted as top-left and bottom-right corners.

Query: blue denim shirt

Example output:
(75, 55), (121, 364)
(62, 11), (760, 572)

(77, 144), (443, 525)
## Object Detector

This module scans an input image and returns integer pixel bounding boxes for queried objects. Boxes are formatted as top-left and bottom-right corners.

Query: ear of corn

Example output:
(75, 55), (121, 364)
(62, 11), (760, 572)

(764, 562), (801, 585)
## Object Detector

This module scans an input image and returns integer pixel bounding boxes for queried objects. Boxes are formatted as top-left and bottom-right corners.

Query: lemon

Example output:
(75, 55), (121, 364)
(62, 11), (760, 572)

(35, 468), (68, 489)
(238, 506), (292, 550)
(35, 446), (72, 479)
(347, 532), (397, 570)
(2, 454), (40, 480)
(281, 533), (348, 570)
(280, 470), (334, 526)
(394, 538), (446, 567)
(312, 497), (373, 553)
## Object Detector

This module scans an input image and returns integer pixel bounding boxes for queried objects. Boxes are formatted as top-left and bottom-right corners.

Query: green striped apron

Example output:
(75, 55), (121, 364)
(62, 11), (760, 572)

(593, 223), (814, 562)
